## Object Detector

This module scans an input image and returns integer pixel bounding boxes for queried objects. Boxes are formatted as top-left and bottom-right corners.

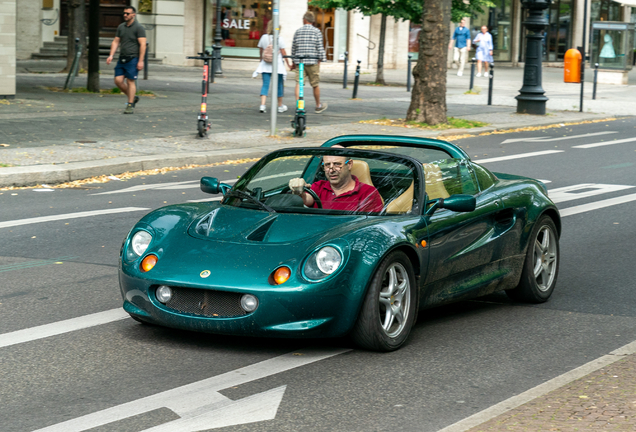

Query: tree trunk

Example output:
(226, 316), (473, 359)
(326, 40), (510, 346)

(87, 0), (100, 92)
(64, 0), (88, 73)
(406, 0), (450, 125)
(375, 14), (387, 85)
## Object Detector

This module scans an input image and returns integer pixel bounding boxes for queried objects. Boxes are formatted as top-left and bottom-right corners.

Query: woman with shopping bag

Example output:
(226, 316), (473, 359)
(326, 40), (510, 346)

(253, 21), (293, 113)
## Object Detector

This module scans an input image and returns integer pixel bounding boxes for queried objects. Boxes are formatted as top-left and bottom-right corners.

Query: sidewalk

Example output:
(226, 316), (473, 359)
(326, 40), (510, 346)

(1, 59), (626, 188)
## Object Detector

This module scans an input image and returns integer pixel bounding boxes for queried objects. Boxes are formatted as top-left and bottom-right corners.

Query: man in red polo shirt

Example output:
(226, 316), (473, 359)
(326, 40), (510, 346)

(288, 155), (383, 212)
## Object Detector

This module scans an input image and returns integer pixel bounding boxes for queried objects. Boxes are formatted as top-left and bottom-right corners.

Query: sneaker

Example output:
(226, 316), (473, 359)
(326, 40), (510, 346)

(133, 96), (140, 107)
(315, 102), (328, 113)
(278, 105), (288, 113)
(476, 73), (481, 77)
(457, 70), (463, 76)
(260, 105), (266, 113)
(124, 104), (134, 114)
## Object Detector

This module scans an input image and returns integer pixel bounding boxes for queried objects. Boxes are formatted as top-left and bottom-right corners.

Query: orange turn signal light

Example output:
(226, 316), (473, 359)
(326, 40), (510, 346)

(273, 266), (291, 285)
(140, 254), (158, 272)
(420, 240), (427, 248)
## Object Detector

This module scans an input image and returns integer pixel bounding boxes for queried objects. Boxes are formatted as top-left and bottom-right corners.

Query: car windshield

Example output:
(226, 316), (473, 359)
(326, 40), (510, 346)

(224, 148), (421, 216)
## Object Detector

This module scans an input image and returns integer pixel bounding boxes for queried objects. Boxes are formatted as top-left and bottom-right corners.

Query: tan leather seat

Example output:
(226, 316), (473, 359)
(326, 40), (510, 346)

(350, 160), (374, 187)
(384, 163), (450, 214)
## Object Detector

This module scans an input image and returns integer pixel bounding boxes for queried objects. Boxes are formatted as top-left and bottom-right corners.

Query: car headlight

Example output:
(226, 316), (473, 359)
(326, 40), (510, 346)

(131, 231), (152, 256)
(304, 246), (342, 280)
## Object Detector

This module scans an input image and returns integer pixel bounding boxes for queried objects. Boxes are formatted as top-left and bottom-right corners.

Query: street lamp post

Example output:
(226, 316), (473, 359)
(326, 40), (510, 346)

(211, 0), (223, 82)
(516, 0), (551, 115)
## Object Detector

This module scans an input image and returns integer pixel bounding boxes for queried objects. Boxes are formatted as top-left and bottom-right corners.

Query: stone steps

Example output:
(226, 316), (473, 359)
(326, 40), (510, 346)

(32, 36), (161, 63)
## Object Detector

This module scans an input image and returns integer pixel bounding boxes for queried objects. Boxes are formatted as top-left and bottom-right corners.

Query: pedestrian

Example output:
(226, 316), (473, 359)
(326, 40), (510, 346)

(253, 21), (292, 114)
(448, 18), (471, 76)
(291, 11), (328, 113)
(473, 26), (493, 78)
(106, 6), (147, 114)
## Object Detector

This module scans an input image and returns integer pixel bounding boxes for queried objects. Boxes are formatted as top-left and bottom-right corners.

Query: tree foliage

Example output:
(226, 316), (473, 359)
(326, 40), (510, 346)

(308, 0), (495, 24)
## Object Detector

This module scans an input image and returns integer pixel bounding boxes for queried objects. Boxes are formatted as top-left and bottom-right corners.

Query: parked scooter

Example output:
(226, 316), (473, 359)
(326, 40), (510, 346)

(186, 51), (214, 137)
(284, 55), (321, 137)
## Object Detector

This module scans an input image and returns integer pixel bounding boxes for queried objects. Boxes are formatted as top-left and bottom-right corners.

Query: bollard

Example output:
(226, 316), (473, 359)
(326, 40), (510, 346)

(407, 54), (412, 92)
(143, 42), (149, 80)
(343, 51), (348, 89)
(64, 38), (82, 90)
(593, 63), (599, 100)
(487, 62), (494, 106)
(469, 57), (476, 91)
(352, 60), (361, 99)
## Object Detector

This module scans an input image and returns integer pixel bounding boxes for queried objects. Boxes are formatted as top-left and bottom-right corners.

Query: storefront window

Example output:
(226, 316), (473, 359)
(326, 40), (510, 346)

(205, 0), (272, 51)
(591, 0), (623, 22)
(470, 0), (513, 62)
(308, 6), (335, 61)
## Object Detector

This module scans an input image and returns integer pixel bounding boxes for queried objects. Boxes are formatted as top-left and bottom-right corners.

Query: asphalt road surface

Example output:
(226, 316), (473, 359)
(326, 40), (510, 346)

(1, 117), (636, 432)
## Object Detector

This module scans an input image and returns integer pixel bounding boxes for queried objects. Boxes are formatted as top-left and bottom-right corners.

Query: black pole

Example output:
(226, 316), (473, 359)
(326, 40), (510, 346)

(343, 51), (348, 88)
(593, 62), (598, 100)
(87, 0), (100, 92)
(407, 54), (412, 92)
(488, 62), (494, 105)
(469, 57), (476, 91)
(352, 60), (361, 99)
(211, 0), (223, 82)
(143, 42), (149, 80)
(579, 0), (588, 112)
(516, 0), (550, 115)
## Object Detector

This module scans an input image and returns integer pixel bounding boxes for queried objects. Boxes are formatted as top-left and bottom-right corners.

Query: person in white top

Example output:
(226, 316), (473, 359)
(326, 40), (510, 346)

(253, 21), (292, 113)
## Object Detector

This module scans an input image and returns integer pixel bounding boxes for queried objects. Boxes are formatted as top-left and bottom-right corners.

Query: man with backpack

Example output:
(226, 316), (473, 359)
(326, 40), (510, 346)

(253, 21), (292, 113)
(291, 11), (328, 113)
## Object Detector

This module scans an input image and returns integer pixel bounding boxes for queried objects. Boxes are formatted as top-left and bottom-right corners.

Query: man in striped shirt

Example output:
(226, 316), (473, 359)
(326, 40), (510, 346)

(291, 11), (328, 113)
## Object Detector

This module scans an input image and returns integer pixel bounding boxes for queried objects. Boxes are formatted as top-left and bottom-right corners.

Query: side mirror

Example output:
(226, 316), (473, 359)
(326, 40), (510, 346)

(439, 194), (476, 212)
(426, 194), (476, 216)
(200, 177), (220, 194)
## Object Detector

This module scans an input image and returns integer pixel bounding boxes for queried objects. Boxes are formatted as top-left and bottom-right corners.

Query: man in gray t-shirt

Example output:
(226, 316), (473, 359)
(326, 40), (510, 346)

(107, 6), (147, 114)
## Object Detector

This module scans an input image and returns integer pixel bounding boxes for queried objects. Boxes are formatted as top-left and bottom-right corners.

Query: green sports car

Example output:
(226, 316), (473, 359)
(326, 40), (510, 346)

(119, 135), (560, 351)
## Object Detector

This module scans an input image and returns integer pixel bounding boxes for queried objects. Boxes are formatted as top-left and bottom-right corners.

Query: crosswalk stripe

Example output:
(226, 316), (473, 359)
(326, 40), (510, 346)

(549, 184), (635, 204)
(560, 193), (636, 217)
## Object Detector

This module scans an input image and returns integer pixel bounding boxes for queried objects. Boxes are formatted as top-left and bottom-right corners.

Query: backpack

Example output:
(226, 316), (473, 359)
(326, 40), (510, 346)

(263, 36), (274, 63)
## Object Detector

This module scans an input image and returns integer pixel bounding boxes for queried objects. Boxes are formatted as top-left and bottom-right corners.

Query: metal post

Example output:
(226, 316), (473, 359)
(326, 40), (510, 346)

(469, 57), (476, 91)
(579, 0), (588, 112)
(488, 62), (494, 105)
(269, 0), (279, 137)
(407, 54), (412, 92)
(516, 0), (550, 115)
(143, 42), (149, 80)
(593, 62), (599, 100)
(64, 38), (81, 90)
(211, 0), (223, 82)
(352, 60), (361, 99)
(343, 51), (348, 88)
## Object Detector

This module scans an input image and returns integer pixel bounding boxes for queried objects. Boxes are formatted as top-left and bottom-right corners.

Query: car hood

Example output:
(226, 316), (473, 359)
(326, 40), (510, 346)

(188, 204), (367, 244)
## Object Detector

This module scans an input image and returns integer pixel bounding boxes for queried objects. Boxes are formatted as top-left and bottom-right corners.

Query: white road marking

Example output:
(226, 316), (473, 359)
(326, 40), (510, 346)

(549, 183), (635, 204)
(438, 339), (636, 432)
(501, 131), (617, 144)
(92, 179), (237, 195)
(34, 347), (350, 432)
(537, 179), (552, 184)
(560, 192), (636, 217)
(573, 136), (636, 149)
(476, 150), (564, 164)
(187, 196), (224, 203)
(0, 309), (129, 349)
(0, 207), (150, 229)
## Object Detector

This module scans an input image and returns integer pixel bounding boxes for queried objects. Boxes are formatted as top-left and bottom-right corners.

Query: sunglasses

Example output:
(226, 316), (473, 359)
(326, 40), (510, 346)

(123, 12), (133, 15)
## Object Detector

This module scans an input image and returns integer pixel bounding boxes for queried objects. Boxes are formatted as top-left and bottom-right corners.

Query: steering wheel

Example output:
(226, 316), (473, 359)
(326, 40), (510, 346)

(280, 185), (323, 209)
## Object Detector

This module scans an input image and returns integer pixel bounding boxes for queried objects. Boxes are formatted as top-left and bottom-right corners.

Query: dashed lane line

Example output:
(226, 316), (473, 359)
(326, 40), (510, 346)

(573, 136), (636, 149)
(475, 150), (564, 164)
(559, 192), (636, 217)
(0, 207), (150, 229)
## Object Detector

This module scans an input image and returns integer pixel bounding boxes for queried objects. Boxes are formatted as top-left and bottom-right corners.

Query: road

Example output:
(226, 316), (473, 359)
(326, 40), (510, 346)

(1, 117), (635, 432)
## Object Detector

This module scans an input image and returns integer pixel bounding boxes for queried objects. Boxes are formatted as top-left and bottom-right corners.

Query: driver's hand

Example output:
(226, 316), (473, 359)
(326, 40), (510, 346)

(289, 178), (306, 195)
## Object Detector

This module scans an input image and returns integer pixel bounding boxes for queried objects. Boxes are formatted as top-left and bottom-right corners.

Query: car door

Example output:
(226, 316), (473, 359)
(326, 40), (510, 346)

(421, 159), (508, 304)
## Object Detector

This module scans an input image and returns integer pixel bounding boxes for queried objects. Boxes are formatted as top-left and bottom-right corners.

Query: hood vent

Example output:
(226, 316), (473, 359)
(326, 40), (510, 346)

(194, 208), (219, 236)
(246, 218), (277, 242)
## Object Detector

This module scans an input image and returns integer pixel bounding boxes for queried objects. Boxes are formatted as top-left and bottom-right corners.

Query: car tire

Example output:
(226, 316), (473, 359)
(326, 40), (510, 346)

(506, 215), (559, 303)
(350, 251), (417, 352)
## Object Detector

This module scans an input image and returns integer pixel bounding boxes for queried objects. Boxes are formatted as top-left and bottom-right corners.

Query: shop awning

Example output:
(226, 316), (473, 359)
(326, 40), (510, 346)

(614, 0), (636, 7)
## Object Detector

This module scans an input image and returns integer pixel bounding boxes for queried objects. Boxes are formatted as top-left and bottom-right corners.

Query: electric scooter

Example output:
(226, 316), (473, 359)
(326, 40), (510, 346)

(186, 50), (214, 137)
(284, 55), (321, 137)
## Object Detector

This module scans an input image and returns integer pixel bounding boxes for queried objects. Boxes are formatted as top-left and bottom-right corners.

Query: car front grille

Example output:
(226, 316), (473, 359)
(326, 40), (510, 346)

(162, 287), (248, 318)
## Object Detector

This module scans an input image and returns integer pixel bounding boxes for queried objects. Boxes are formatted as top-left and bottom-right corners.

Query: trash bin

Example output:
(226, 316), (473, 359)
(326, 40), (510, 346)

(564, 48), (582, 83)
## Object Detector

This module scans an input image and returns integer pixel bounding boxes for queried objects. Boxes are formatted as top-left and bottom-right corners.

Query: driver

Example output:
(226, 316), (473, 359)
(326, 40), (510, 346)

(288, 155), (383, 212)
